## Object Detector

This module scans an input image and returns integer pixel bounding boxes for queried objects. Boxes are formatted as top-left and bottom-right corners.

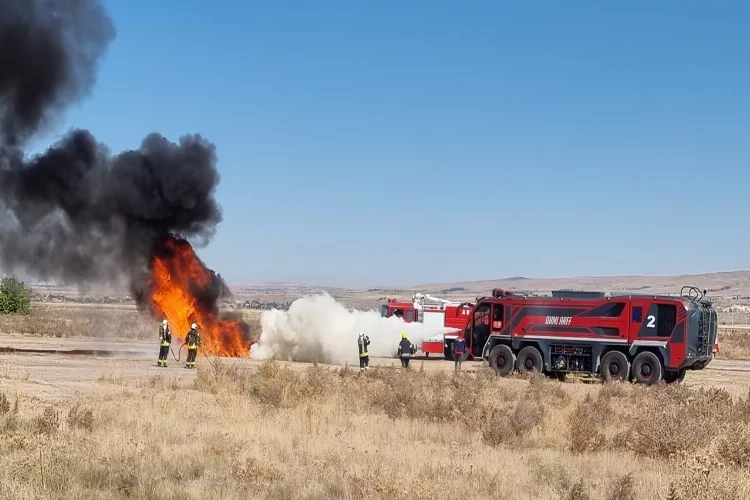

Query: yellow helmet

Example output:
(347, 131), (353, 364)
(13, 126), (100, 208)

(402, 332), (408, 339)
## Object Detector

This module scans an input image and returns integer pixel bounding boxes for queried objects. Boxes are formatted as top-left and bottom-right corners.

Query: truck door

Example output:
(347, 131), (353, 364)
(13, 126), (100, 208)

(628, 299), (650, 342)
(470, 302), (491, 357)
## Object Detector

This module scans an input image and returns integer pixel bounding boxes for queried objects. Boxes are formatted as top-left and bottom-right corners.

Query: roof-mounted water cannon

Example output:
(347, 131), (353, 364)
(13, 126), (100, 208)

(492, 288), (515, 298)
(412, 292), (455, 309)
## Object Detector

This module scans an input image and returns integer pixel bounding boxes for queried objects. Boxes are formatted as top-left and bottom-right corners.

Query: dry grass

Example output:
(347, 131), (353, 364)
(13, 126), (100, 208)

(0, 303), (263, 342)
(716, 327), (750, 360)
(1, 360), (749, 499)
(0, 303), (154, 340)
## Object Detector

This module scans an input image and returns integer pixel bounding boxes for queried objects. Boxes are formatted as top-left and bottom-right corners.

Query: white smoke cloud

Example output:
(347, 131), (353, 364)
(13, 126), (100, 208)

(249, 293), (452, 366)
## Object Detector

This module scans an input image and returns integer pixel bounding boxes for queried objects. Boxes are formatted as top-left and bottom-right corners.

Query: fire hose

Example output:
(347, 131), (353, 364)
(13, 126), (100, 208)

(170, 341), (187, 362)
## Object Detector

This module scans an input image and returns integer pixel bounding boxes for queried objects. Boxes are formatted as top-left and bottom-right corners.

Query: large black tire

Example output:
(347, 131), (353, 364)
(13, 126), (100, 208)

(489, 344), (515, 377)
(664, 368), (686, 384)
(517, 346), (544, 375)
(632, 351), (663, 385)
(600, 350), (631, 382)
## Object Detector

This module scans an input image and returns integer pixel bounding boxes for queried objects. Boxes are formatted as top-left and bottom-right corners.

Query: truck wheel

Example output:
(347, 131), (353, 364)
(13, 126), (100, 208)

(600, 350), (630, 382)
(632, 351), (663, 385)
(664, 368), (686, 384)
(517, 346), (543, 374)
(489, 344), (515, 377)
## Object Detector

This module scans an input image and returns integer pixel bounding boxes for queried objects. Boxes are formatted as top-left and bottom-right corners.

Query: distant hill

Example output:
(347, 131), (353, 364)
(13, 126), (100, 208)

(411, 270), (750, 297)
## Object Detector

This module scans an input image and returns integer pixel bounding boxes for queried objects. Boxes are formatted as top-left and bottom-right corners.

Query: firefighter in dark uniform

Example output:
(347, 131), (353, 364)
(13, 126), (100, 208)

(397, 332), (415, 368)
(357, 331), (370, 371)
(185, 323), (201, 369)
(157, 319), (171, 367)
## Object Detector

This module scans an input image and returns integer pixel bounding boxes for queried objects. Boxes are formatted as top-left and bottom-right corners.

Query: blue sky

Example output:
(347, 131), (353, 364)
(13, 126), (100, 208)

(34, 0), (749, 287)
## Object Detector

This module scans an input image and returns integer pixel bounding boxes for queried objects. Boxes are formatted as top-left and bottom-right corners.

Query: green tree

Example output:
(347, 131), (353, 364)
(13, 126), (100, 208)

(0, 276), (31, 315)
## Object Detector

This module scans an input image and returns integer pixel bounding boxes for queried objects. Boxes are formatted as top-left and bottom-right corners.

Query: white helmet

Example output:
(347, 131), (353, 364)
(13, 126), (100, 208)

(191, 323), (197, 330)
(162, 319), (168, 326)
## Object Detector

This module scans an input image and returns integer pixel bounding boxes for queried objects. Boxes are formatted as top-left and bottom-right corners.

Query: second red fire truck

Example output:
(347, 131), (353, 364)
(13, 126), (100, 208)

(380, 292), (473, 359)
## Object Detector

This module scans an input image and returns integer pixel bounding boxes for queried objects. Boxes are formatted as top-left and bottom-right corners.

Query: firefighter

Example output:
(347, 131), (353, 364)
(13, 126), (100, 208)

(157, 319), (171, 367)
(397, 332), (415, 368)
(357, 331), (370, 371)
(185, 323), (201, 369)
(452, 336), (467, 372)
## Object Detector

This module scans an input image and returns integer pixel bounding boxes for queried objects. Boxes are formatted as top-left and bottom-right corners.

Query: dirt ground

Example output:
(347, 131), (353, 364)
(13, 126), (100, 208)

(1, 333), (749, 402)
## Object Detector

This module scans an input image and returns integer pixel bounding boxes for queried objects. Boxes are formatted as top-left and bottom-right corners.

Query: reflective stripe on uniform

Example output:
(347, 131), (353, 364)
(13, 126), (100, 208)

(188, 343), (197, 349)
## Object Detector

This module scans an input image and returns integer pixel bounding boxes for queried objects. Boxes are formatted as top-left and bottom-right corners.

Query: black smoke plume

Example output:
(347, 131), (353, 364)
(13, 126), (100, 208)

(0, 0), (228, 304)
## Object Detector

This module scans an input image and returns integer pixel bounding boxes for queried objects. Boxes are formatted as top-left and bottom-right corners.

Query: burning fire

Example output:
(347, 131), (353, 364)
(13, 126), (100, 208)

(146, 234), (250, 357)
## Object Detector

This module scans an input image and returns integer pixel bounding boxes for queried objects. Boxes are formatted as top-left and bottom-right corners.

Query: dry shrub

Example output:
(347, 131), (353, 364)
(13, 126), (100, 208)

(32, 405), (60, 435)
(366, 366), (493, 423)
(567, 394), (607, 453)
(733, 388), (750, 422)
(665, 483), (681, 500)
(481, 408), (510, 447)
(196, 357), (243, 389)
(370, 368), (439, 421)
(626, 385), (733, 459)
(526, 371), (571, 408)
(599, 380), (630, 400)
(249, 360), (306, 408)
(0, 391), (9, 415)
(666, 455), (750, 500)
(197, 358), (346, 410)
(531, 459), (572, 493)
(607, 472), (636, 500)
(511, 398), (546, 435)
(482, 398), (546, 447)
(67, 402), (94, 432)
(566, 479), (592, 500)
(711, 423), (750, 468)
(231, 456), (282, 487)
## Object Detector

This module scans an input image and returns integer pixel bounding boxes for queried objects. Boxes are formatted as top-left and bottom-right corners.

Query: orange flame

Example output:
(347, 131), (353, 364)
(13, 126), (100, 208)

(146, 235), (250, 357)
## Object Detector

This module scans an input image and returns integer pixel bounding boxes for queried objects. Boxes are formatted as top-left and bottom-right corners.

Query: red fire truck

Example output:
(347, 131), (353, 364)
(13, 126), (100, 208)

(380, 293), (474, 359)
(459, 286), (717, 385)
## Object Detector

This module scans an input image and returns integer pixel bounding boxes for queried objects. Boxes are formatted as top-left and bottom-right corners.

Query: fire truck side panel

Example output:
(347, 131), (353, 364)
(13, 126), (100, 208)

(445, 305), (473, 329)
(422, 310), (446, 330)
(499, 298), (632, 374)
(421, 340), (445, 355)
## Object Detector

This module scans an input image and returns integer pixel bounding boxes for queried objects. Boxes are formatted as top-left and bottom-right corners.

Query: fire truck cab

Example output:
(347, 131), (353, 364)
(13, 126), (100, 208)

(380, 293), (473, 359)
(461, 286), (717, 385)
